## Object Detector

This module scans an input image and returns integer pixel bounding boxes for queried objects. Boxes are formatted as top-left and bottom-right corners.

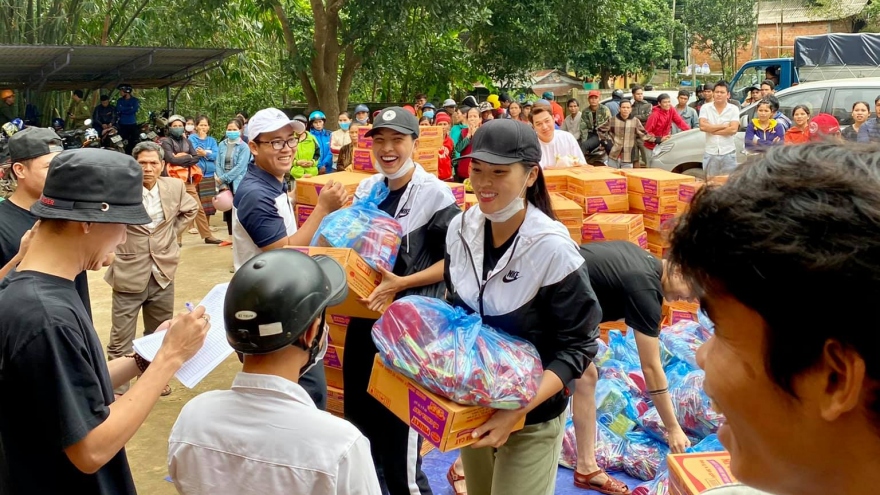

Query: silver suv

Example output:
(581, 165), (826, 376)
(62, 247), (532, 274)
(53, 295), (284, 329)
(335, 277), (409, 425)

(650, 78), (880, 177)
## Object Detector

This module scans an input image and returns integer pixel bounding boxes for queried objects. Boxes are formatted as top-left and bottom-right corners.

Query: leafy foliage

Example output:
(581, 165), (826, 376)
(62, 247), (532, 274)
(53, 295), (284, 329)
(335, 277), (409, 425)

(681, 0), (757, 78)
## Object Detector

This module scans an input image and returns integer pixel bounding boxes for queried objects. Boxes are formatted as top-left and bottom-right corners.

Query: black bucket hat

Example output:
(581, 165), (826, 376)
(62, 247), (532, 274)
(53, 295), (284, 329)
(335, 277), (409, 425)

(30, 148), (151, 225)
(459, 119), (542, 165)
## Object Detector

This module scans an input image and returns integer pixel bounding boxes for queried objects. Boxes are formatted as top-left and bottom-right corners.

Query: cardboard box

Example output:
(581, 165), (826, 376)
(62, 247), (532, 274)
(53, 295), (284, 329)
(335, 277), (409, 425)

(641, 212), (677, 231)
(446, 182), (466, 207)
(464, 193), (478, 211)
(325, 366), (344, 389)
(327, 313), (351, 327)
(628, 193), (679, 214)
(323, 344), (344, 369)
(566, 169), (627, 197)
(667, 452), (737, 495)
(290, 247), (387, 318)
(328, 323), (347, 345)
(367, 355), (525, 452)
(543, 169), (571, 193)
(357, 126), (373, 148)
(645, 228), (668, 247)
(327, 386), (344, 416)
(677, 201), (690, 214)
(625, 169), (695, 197)
(551, 193), (585, 229)
(632, 231), (648, 249)
(581, 213), (644, 242)
(565, 193), (629, 214)
(598, 321), (628, 343)
(662, 300), (701, 326)
(417, 126), (445, 150)
(567, 226), (582, 243)
(295, 172), (364, 206)
(647, 242), (670, 259)
(295, 204), (314, 228)
(678, 182), (704, 203)
(353, 148), (377, 173)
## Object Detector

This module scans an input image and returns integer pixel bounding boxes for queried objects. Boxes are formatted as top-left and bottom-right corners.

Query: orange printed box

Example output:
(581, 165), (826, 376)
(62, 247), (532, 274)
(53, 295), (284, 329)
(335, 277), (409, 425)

(327, 386), (344, 416)
(353, 148), (377, 173)
(667, 452), (737, 495)
(325, 366), (344, 389)
(625, 169), (695, 197)
(647, 242), (670, 259)
(289, 247), (388, 319)
(543, 169), (570, 193)
(357, 126), (373, 148)
(678, 181), (704, 203)
(446, 182), (465, 207)
(328, 324), (347, 345)
(566, 169), (628, 197)
(564, 193), (629, 215)
(295, 172), (364, 206)
(632, 231), (648, 250)
(295, 204), (314, 228)
(581, 213), (644, 242)
(641, 211), (677, 231)
(368, 355), (525, 452)
(628, 192), (679, 215)
(550, 193), (585, 229)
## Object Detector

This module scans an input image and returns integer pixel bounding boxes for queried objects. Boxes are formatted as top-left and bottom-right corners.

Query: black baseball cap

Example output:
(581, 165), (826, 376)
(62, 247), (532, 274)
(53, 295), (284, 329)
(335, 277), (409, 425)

(8, 127), (64, 162)
(31, 148), (152, 225)
(459, 119), (541, 165)
(364, 107), (420, 139)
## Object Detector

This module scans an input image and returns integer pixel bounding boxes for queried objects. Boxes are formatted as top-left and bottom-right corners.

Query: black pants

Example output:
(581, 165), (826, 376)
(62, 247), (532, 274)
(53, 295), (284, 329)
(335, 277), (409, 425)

(345, 317), (433, 495)
(119, 123), (140, 155)
(222, 183), (234, 235)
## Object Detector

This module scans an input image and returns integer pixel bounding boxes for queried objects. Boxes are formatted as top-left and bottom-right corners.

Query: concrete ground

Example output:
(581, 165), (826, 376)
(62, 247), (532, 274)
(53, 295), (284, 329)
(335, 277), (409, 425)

(90, 215), (238, 494)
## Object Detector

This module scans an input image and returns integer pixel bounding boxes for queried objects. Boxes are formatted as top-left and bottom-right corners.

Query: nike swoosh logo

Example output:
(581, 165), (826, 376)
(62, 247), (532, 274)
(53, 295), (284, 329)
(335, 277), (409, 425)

(502, 273), (520, 283)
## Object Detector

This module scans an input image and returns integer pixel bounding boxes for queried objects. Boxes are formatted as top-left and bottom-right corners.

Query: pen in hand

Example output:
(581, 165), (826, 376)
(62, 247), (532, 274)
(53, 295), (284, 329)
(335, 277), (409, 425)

(185, 302), (195, 313)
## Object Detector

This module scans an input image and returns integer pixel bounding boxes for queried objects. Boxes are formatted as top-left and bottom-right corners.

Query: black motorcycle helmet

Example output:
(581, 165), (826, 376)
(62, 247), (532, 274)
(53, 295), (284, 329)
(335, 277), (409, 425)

(611, 89), (624, 100)
(224, 250), (348, 354)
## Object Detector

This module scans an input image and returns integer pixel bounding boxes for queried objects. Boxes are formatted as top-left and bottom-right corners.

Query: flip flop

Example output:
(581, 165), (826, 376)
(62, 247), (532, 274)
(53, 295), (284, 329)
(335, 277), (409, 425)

(574, 469), (631, 495)
(447, 463), (467, 495)
(161, 385), (172, 396)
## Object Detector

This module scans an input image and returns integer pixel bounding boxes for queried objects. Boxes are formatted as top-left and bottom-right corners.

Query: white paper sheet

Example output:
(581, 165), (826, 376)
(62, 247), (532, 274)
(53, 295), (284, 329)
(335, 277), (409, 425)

(133, 283), (233, 388)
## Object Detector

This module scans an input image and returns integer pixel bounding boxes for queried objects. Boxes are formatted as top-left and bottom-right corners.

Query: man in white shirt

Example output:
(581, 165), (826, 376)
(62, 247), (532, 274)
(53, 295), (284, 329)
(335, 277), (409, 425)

(169, 249), (381, 495)
(532, 106), (586, 168)
(698, 81), (740, 177)
(104, 141), (198, 395)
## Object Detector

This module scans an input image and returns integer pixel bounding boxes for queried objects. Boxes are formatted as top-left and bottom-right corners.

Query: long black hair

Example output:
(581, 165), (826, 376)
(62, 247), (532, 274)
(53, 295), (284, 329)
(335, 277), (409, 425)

(523, 162), (556, 220)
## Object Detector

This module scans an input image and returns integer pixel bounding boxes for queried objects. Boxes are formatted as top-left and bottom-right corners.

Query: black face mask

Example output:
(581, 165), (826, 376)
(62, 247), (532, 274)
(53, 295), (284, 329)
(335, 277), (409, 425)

(299, 311), (328, 376)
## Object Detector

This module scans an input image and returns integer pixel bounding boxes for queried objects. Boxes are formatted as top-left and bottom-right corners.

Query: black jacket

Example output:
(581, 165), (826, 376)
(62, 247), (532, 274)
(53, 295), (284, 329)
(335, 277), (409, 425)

(445, 204), (601, 425)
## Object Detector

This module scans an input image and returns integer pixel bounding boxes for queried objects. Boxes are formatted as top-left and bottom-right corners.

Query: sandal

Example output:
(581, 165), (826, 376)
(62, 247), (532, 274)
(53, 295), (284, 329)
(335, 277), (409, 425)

(574, 469), (630, 495)
(447, 463), (467, 495)
(161, 384), (172, 397)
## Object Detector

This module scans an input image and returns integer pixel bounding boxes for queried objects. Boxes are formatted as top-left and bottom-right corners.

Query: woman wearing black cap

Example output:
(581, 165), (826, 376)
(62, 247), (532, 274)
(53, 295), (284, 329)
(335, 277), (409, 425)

(343, 106), (462, 495)
(444, 119), (602, 495)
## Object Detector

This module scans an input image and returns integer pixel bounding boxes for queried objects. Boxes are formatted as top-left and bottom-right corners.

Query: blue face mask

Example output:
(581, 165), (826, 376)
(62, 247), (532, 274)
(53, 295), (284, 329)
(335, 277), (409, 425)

(423, 111), (435, 119)
(226, 130), (241, 141)
(339, 122), (351, 130)
(170, 127), (185, 138)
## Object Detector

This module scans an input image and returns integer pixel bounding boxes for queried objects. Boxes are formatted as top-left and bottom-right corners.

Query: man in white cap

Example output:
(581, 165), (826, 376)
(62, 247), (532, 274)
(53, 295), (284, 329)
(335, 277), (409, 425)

(233, 107), (349, 409)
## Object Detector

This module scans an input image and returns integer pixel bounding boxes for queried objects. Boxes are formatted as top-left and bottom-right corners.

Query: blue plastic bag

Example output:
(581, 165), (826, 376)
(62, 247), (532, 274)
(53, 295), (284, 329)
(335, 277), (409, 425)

(633, 471), (670, 495)
(372, 296), (543, 409)
(663, 360), (694, 390)
(624, 430), (670, 481)
(608, 329), (640, 368)
(671, 370), (724, 439)
(311, 180), (403, 271)
(595, 338), (612, 367)
(686, 433), (725, 453)
(659, 320), (711, 370)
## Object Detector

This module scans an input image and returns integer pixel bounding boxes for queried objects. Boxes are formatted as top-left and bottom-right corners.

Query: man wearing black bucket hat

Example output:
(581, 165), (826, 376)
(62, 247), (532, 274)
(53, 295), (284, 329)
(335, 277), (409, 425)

(0, 148), (210, 495)
(169, 249), (382, 494)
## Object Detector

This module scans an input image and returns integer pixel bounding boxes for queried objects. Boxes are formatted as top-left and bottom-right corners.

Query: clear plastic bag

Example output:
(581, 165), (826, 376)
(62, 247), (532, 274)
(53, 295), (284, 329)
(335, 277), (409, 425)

(596, 423), (627, 472)
(311, 180), (403, 271)
(671, 370), (724, 439)
(372, 295), (543, 409)
(560, 415), (578, 469)
(595, 338), (612, 367)
(623, 430), (670, 481)
(633, 471), (670, 495)
(659, 320), (712, 370)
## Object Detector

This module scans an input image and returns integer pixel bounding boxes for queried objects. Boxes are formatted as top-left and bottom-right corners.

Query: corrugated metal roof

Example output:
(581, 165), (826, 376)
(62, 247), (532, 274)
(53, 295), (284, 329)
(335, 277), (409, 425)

(758, 0), (869, 25)
(0, 45), (241, 91)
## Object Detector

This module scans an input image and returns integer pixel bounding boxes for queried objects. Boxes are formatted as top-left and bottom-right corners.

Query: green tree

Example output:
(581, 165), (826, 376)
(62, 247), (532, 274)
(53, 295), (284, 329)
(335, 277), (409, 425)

(681, 0), (756, 78)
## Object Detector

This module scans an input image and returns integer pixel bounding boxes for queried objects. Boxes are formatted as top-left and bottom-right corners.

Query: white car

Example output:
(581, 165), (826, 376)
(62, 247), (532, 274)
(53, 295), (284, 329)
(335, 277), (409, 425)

(650, 78), (880, 177)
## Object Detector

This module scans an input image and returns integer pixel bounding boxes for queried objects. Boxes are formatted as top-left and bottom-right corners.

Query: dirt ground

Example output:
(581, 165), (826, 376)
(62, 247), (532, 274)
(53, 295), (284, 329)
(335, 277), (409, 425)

(89, 215), (239, 494)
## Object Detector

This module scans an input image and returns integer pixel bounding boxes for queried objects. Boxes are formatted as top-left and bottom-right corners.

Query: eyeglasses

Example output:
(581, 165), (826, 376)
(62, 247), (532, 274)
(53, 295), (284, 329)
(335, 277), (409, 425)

(254, 137), (298, 150)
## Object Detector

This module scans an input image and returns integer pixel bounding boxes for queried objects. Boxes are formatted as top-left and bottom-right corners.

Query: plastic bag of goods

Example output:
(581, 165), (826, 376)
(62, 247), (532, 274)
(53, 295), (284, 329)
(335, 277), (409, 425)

(686, 433), (725, 453)
(559, 417), (627, 472)
(671, 370), (724, 439)
(633, 471), (670, 495)
(311, 180), (403, 272)
(608, 330), (640, 368)
(560, 416), (578, 469)
(663, 360), (695, 390)
(372, 295), (543, 409)
(595, 338), (612, 367)
(659, 320), (712, 370)
(623, 430), (670, 481)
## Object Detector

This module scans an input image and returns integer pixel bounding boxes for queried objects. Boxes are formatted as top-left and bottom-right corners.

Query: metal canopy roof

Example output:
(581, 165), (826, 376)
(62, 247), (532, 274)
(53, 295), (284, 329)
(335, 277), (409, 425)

(0, 45), (242, 92)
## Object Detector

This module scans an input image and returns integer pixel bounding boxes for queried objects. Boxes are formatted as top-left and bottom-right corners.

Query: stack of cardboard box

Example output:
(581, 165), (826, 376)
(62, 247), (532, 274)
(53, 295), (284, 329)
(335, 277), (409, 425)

(667, 452), (738, 495)
(446, 182), (466, 209)
(414, 126), (444, 177)
(352, 125), (377, 174)
(581, 213), (647, 248)
(293, 172), (364, 227)
(564, 168), (630, 215)
(550, 193), (585, 243)
(622, 169), (695, 257)
(324, 313), (350, 417)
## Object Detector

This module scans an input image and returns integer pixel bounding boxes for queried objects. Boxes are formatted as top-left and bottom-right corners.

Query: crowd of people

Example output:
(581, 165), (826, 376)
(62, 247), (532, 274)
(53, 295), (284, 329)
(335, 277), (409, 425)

(0, 81), (878, 495)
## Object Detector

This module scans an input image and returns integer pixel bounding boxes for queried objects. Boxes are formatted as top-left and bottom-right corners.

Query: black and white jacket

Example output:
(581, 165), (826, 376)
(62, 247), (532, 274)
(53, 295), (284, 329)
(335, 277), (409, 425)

(444, 204), (601, 424)
(354, 164), (461, 300)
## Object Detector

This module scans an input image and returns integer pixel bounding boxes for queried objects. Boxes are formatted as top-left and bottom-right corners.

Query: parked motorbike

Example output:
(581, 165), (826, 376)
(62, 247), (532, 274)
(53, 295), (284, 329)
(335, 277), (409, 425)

(101, 125), (126, 153)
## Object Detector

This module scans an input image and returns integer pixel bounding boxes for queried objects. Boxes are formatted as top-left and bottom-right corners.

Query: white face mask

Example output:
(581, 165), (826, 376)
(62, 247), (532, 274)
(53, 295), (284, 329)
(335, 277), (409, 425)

(482, 173), (531, 223)
(185, 124), (195, 133)
(374, 143), (416, 180)
(299, 322), (329, 376)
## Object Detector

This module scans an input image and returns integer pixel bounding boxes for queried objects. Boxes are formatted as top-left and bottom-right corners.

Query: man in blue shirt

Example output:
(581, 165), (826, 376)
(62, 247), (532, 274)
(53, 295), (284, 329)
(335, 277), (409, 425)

(232, 107), (349, 409)
(115, 84), (140, 154)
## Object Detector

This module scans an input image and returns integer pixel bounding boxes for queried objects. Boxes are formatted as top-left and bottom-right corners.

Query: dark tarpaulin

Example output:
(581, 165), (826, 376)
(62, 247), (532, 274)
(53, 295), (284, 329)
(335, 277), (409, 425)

(794, 33), (880, 68)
